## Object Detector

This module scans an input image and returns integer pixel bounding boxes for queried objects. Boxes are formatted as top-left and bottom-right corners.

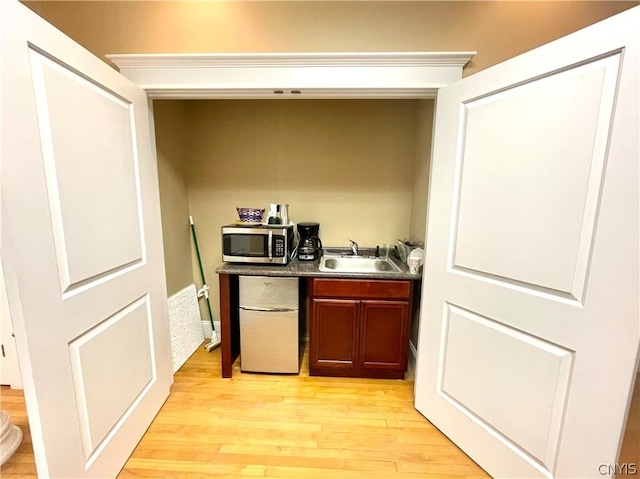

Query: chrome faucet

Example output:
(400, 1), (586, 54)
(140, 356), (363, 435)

(349, 239), (359, 256)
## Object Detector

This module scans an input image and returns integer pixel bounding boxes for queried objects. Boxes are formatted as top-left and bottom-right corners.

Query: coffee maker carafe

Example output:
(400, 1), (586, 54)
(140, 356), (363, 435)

(297, 222), (322, 261)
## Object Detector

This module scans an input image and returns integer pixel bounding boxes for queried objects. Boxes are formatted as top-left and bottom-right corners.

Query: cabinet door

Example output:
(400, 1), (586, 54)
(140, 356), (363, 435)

(359, 301), (409, 370)
(311, 299), (359, 369)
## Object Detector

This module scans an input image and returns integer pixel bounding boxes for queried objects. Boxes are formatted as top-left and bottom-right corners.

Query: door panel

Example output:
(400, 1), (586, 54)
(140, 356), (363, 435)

(415, 7), (639, 479)
(69, 295), (155, 463)
(452, 54), (620, 298)
(30, 48), (145, 294)
(439, 303), (572, 470)
(1, 2), (173, 477)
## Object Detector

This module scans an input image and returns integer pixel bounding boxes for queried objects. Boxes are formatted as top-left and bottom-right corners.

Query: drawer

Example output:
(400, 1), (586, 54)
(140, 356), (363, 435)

(239, 276), (299, 310)
(312, 278), (411, 300)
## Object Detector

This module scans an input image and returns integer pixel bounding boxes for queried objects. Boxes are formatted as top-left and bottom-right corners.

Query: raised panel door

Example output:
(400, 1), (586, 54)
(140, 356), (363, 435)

(1, 3), (172, 477)
(310, 299), (359, 370)
(359, 301), (409, 370)
(415, 7), (639, 478)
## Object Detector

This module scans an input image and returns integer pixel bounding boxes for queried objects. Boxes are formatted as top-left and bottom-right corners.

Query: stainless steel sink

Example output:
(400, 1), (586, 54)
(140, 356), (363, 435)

(319, 255), (402, 273)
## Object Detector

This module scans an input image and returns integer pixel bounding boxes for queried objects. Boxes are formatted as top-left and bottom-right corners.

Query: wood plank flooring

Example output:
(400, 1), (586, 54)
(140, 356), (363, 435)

(619, 375), (640, 468)
(119, 343), (489, 478)
(1, 343), (638, 478)
(0, 386), (36, 476)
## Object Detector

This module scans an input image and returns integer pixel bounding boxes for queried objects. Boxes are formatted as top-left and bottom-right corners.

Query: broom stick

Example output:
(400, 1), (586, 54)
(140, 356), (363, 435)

(189, 215), (220, 352)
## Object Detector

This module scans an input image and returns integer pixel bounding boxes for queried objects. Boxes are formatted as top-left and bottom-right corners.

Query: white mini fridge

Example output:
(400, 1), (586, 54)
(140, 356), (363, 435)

(239, 276), (301, 373)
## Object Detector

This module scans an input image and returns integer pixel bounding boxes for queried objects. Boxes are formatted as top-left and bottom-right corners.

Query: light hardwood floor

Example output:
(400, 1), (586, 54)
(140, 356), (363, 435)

(1, 344), (638, 478)
(0, 386), (35, 476)
(619, 375), (640, 468)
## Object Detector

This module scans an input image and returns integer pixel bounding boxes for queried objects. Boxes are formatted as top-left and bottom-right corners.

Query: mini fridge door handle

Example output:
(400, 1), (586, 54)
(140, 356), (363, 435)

(240, 306), (297, 313)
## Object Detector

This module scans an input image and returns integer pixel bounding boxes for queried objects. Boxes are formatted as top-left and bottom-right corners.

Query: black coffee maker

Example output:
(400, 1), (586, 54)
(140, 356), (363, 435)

(297, 222), (322, 261)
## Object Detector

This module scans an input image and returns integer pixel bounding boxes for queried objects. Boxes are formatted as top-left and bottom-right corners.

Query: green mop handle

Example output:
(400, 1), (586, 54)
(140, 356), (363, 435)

(189, 215), (215, 331)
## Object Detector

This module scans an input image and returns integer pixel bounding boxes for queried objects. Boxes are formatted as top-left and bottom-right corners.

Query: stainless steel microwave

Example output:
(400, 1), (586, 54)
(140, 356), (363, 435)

(221, 224), (294, 264)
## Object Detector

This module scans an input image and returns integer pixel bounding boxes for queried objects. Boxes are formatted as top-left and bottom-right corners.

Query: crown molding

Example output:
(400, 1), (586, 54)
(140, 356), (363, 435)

(107, 51), (475, 99)
(107, 52), (475, 68)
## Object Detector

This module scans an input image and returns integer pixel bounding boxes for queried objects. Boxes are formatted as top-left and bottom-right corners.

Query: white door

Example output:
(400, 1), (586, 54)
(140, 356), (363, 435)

(0, 1), (173, 478)
(415, 7), (639, 479)
(1, 262), (22, 389)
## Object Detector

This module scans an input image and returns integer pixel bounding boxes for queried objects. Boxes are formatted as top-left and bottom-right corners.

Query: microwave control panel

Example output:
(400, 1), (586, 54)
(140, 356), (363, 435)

(274, 237), (285, 257)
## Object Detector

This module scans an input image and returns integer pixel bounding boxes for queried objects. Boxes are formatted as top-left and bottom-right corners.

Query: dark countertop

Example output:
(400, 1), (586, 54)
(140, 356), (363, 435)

(215, 255), (422, 280)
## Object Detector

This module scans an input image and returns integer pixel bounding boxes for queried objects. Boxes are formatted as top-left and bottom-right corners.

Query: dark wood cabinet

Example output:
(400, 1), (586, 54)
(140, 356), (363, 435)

(359, 300), (409, 370)
(311, 299), (359, 369)
(309, 278), (412, 379)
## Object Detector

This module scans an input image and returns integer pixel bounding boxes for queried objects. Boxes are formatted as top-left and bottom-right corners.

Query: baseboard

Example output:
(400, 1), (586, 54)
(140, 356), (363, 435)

(202, 320), (221, 339)
(408, 340), (418, 376)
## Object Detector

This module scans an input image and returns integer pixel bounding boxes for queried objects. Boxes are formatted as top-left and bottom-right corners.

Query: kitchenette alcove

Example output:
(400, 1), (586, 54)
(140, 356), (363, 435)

(108, 51), (475, 376)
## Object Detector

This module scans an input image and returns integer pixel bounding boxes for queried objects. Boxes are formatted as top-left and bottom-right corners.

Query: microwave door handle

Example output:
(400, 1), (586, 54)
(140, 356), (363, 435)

(268, 230), (273, 262)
